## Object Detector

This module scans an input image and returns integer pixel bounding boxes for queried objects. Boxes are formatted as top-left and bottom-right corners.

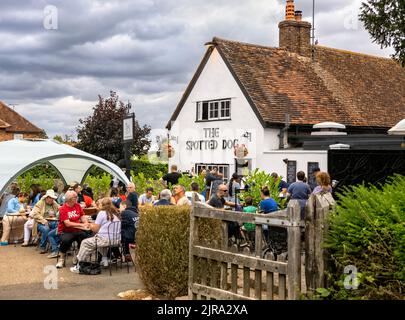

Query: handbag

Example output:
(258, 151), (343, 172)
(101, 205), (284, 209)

(79, 261), (101, 275)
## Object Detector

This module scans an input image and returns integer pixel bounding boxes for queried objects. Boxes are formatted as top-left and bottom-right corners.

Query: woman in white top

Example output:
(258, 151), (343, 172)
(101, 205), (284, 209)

(70, 197), (121, 273)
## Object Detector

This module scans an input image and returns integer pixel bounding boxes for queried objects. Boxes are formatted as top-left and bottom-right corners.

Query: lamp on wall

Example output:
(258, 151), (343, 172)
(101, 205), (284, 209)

(283, 158), (289, 164)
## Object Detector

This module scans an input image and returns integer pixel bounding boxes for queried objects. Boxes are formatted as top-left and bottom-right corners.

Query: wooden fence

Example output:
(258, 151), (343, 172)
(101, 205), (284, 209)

(188, 200), (303, 300)
(188, 194), (335, 300)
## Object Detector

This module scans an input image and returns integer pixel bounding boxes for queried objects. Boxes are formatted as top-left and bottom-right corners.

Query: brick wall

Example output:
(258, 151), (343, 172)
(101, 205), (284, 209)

(279, 20), (311, 57)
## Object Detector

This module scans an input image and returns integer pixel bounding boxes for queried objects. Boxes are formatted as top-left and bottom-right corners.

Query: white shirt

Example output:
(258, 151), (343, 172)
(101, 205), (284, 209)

(185, 191), (205, 203)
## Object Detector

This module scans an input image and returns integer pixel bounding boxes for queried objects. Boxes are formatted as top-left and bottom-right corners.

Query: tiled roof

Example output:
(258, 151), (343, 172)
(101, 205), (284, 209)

(213, 37), (405, 128)
(0, 101), (43, 133)
(167, 37), (405, 129)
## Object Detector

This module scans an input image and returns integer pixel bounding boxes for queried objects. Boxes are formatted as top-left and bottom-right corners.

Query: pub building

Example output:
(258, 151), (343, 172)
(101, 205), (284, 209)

(166, 0), (405, 185)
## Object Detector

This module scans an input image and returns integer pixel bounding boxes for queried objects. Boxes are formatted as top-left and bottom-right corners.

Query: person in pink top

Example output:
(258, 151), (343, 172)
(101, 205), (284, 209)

(56, 190), (90, 268)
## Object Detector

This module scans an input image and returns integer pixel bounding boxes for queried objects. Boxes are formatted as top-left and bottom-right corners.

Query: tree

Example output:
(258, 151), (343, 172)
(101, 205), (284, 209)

(76, 91), (151, 164)
(359, 0), (405, 66)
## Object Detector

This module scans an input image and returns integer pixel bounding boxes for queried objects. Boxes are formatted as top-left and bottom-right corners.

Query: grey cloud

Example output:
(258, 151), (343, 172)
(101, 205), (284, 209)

(0, 0), (395, 138)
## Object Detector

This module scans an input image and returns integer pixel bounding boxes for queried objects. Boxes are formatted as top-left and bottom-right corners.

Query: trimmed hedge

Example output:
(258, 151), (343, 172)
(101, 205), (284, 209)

(135, 206), (220, 299)
(324, 174), (405, 299)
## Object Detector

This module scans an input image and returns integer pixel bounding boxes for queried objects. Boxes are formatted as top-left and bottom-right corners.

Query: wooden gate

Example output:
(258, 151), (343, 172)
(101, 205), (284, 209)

(188, 200), (303, 300)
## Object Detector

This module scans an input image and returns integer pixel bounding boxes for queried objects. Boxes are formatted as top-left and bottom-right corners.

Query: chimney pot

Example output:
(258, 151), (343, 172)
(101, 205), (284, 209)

(295, 10), (302, 21)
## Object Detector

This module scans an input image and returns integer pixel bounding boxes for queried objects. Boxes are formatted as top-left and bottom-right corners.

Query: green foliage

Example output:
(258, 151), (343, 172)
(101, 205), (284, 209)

(131, 172), (165, 196)
(17, 171), (56, 194)
(239, 169), (286, 208)
(135, 206), (220, 299)
(177, 174), (206, 192)
(360, 0), (405, 66)
(324, 175), (405, 299)
(131, 159), (167, 179)
(84, 174), (111, 200)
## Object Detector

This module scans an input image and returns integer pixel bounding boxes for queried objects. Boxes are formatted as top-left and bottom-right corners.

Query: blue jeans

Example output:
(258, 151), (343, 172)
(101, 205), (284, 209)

(48, 227), (60, 253)
(38, 221), (58, 249)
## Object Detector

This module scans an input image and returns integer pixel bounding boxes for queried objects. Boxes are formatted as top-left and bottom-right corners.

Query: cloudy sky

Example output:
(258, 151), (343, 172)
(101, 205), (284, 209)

(0, 0), (394, 139)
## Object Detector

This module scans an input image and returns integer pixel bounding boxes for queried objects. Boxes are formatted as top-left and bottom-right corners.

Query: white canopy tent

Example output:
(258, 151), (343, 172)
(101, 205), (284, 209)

(0, 139), (130, 195)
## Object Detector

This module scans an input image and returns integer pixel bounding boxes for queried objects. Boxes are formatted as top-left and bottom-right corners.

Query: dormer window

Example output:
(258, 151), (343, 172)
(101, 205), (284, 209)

(196, 99), (231, 121)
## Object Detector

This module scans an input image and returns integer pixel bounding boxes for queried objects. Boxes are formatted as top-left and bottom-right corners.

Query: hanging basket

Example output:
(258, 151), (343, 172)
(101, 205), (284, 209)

(234, 144), (248, 158)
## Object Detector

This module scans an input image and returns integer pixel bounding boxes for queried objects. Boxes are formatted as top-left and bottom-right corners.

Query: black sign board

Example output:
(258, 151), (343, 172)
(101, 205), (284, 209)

(307, 162), (319, 188)
(287, 160), (297, 184)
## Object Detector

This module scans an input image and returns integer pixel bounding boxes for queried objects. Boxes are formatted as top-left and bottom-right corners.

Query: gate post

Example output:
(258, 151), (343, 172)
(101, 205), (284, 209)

(188, 202), (199, 299)
(287, 200), (302, 300)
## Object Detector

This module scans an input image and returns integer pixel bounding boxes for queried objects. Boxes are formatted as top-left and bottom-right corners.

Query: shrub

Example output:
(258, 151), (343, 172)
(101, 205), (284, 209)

(135, 206), (220, 299)
(84, 173), (111, 200)
(178, 174), (206, 192)
(239, 169), (286, 208)
(324, 174), (405, 299)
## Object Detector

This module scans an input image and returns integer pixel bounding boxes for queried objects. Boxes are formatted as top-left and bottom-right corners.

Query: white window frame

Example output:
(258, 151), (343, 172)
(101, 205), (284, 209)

(196, 99), (231, 121)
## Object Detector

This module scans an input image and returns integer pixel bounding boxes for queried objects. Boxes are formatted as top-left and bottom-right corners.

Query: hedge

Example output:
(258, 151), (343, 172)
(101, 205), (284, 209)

(135, 206), (221, 299)
(324, 174), (405, 299)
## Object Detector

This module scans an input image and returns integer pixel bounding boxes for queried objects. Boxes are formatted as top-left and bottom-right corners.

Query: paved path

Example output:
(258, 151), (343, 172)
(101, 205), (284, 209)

(0, 244), (145, 300)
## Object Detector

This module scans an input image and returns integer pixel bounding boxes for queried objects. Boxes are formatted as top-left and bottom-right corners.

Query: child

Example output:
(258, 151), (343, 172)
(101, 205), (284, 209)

(241, 196), (257, 244)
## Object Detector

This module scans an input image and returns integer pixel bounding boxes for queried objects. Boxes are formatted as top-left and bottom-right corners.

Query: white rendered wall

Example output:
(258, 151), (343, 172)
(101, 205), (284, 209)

(168, 48), (265, 175)
(258, 150), (328, 181)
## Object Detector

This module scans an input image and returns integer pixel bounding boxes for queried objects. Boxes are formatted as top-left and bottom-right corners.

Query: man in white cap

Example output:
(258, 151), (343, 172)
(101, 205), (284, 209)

(22, 189), (60, 254)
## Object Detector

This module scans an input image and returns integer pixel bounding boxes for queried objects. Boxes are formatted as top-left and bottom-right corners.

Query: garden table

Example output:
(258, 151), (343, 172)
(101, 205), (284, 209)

(5, 212), (27, 247)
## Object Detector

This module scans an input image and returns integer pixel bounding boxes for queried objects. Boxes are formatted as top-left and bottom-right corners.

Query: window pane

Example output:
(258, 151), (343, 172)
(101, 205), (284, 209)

(202, 102), (209, 120)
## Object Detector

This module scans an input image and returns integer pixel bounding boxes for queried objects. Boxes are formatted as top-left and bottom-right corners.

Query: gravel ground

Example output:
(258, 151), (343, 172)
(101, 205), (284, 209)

(0, 244), (145, 300)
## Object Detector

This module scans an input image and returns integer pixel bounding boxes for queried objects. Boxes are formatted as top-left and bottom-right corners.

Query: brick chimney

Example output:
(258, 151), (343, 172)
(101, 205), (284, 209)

(279, 1), (311, 57)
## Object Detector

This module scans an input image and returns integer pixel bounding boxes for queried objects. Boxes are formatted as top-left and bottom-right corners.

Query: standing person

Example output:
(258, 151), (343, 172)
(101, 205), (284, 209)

(56, 191), (90, 268)
(185, 182), (205, 203)
(126, 183), (138, 210)
(172, 185), (191, 206)
(205, 167), (223, 200)
(227, 173), (241, 205)
(312, 172), (333, 194)
(138, 187), (155, 207)
(119, 200), (139, 261)
(70, 197), (121, 272)
(160, 165), (182, 187)
(287, 171), (312, 219)
(0, 192), (29, 245)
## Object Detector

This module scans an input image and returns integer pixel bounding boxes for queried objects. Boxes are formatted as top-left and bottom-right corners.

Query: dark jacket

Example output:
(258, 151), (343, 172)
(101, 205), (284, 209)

(121, 206), (139, 243)
(127, 192), (139, 210)
(154, 199), (173, 206)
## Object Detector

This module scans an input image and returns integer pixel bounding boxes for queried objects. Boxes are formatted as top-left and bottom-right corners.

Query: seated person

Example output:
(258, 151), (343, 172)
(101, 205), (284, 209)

(70, 197), (121, 272)
(172, 185), (191, 206)
(119, 200), (139, 261)
(55, 190), (91, 268)
(185, 182), (205, 203)
(154, 189), (174, 206)
(259, 186), (279, 242)
(0, 183), (19, 218)
(23, 190), (60, 253)
(241, 196), (258, 243)
(0, 192), (29, 245)
(110, 188), (122, 209)
(138, 187), (155, 207)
